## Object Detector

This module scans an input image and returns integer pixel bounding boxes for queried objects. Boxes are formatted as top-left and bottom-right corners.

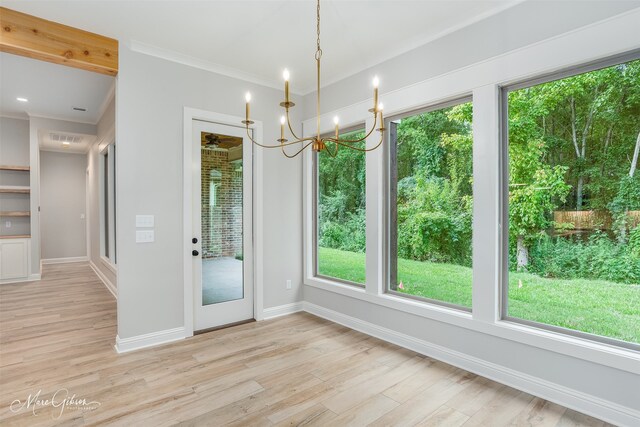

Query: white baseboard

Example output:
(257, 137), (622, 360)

(89, 261), (117, 299)
(0, 274), (40, 284)
(41, 256), (88, 265)
(262, 302), (304, 320)
(115, 327), (186, 354)
(303, 302), (639, 427)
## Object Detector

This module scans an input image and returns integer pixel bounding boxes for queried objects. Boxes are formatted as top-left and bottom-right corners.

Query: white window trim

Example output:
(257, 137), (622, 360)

(301, 8), (640, 375)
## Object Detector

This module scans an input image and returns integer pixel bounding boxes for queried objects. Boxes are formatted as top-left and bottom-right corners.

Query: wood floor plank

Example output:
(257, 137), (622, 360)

(0, 263), (610, 426)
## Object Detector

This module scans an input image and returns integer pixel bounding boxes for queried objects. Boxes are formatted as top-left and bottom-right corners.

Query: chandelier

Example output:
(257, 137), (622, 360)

(241, 0), (385, 158)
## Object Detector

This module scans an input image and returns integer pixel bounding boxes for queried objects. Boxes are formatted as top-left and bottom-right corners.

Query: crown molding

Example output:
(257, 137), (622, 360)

(128, 40), (299, 95)
(296, 0), (527, 95)
(27, 112), (98, 126)
(0, 113), (29, 121)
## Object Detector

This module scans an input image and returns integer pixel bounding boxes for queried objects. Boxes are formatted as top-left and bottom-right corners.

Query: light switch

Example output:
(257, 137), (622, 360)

(80, 213), (85, 219)
(136, 230), (155, 243)
(136, 215), (155, 227)
(5, 221), (11, 228)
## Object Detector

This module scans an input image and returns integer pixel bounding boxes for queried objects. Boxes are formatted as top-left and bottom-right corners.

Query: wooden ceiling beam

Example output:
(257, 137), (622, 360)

(0, 7), (118, 76)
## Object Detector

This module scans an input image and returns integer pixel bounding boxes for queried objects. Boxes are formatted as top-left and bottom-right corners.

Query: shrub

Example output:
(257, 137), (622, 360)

(527, 231), (640, 283)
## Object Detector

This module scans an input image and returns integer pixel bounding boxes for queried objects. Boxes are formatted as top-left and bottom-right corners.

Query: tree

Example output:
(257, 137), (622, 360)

(508, 88), (571, 270)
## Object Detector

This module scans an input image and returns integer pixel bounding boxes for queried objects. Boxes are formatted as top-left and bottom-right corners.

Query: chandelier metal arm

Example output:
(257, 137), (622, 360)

(285, 108), (303, 141)
(332, 132), (385, 152)
(245, 126), (315, 148)
(323, 113), (379, 145)
(281, 140), (316, 158)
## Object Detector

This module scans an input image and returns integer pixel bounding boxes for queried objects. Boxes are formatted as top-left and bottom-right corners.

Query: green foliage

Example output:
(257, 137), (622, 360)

(317, 59), (640, 289)
(398, 177), (471, 265)
(394, 103), (473, 266)
(508, 90), (571, 244)
(529, 233), (640, 283)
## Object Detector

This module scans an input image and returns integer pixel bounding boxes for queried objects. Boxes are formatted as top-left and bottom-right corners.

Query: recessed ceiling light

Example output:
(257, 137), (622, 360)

(16, 97), (28, 102)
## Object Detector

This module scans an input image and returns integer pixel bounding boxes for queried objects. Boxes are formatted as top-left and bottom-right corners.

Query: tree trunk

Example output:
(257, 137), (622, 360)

(576, 176), (584, 211)
(516, 235), (529, 271)
(630, 131), (640, 178)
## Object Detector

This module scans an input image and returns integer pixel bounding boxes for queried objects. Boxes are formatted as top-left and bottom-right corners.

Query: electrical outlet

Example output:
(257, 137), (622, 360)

(5, 221), (11, 228)
(286, 279), (292, 290)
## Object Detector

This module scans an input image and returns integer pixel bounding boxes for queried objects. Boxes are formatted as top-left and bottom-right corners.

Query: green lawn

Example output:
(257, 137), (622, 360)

(318, 247), (640, 344)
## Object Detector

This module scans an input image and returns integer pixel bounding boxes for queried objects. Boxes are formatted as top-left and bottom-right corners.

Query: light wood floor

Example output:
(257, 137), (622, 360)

(0, 263), (611, 426)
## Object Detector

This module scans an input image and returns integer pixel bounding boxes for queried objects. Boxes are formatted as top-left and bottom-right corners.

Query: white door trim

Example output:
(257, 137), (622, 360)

(183, 107), (264, 337)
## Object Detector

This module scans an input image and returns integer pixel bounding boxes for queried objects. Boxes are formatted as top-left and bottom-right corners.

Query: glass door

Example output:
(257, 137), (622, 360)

(192, 120), (253, 331)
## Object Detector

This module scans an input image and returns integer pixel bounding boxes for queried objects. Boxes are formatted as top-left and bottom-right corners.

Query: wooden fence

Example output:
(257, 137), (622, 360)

(553, 210), (640, 230)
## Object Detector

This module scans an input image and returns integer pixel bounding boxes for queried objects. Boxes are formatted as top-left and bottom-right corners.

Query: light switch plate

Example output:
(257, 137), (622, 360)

(136, 230), (155, 243)
(136, 215), (155, 228)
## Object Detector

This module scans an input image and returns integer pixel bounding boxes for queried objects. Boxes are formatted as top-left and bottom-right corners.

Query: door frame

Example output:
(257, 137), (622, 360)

(182, 107), (265, 337)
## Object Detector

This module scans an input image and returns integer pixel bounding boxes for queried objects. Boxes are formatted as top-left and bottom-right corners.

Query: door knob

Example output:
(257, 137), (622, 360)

(192, 250), (199, 256)
(192, 237), (198, 244)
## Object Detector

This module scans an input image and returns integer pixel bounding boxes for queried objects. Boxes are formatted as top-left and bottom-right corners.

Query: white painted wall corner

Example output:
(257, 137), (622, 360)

(262, 302), (304, 320)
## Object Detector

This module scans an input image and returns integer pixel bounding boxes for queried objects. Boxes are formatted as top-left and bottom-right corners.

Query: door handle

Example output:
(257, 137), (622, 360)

(192, 237), (198, 244)
(192, 250), (199, 257)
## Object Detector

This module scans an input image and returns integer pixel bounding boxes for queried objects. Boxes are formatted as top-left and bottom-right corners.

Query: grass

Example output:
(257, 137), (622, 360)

(318, 247), (640, 344)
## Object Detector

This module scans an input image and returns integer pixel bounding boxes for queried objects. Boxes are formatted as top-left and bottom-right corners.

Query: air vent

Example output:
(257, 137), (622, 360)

(49, 133), (83, 144)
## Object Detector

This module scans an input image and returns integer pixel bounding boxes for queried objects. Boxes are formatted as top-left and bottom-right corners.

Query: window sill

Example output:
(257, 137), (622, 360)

(304, 276), (640, 375)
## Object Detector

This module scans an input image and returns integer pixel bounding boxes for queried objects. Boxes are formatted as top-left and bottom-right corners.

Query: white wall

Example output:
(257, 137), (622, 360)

(39, 151), (87, 260)
(301, 4), (640, 426)
(29, 117), (95, 275)
(87, 96), (117, 289)
(116, 46), (303, 339)
(0, 117), (30, 238)
(0, 117), (29, 165)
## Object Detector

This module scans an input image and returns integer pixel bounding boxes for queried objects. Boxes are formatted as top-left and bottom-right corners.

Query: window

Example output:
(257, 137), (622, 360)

(503, 56), (640, 346)
(388, 99), (473, 309)
(315, 128), (366, 285)
(100, 143), (116, 264)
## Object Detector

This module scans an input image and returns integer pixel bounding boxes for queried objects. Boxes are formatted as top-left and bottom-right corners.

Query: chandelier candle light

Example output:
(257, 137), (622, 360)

(241, 0), (385, 158)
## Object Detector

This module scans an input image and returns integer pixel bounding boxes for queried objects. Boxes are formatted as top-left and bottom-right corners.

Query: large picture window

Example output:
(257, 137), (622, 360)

(315, 128), (366, 285)
(388, 99), (473, 309)
(503, 57), (640, 346)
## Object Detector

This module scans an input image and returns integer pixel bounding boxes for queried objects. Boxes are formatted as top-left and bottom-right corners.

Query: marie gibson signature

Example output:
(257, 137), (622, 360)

(10, 388), (101, 419)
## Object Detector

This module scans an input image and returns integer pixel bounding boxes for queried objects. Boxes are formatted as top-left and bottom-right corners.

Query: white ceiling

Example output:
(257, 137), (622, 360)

(0, 53), (114, 123)
(2, 0), (520, 94)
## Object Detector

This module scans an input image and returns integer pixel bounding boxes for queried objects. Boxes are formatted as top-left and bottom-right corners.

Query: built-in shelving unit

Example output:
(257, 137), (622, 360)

(0, 165), (30, 171)
(0, 211), (31, 217)
(0, 164), (31, 242)
(0, 186), (30, 194)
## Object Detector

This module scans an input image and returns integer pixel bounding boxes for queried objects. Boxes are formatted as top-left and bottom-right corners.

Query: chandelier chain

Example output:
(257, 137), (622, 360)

(316, 0), (322, 59)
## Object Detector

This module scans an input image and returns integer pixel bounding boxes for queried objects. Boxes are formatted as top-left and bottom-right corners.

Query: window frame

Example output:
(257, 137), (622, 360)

(313, 124), (367, 288)
(386, 96), (474, 312)
(499, 50), (640, 351)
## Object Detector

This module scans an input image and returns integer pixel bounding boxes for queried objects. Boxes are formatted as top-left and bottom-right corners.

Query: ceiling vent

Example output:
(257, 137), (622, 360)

(49, 133), (83, 144)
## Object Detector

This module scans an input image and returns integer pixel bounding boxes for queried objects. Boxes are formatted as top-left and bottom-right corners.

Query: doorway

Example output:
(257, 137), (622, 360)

(190, 119), (254, 331)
